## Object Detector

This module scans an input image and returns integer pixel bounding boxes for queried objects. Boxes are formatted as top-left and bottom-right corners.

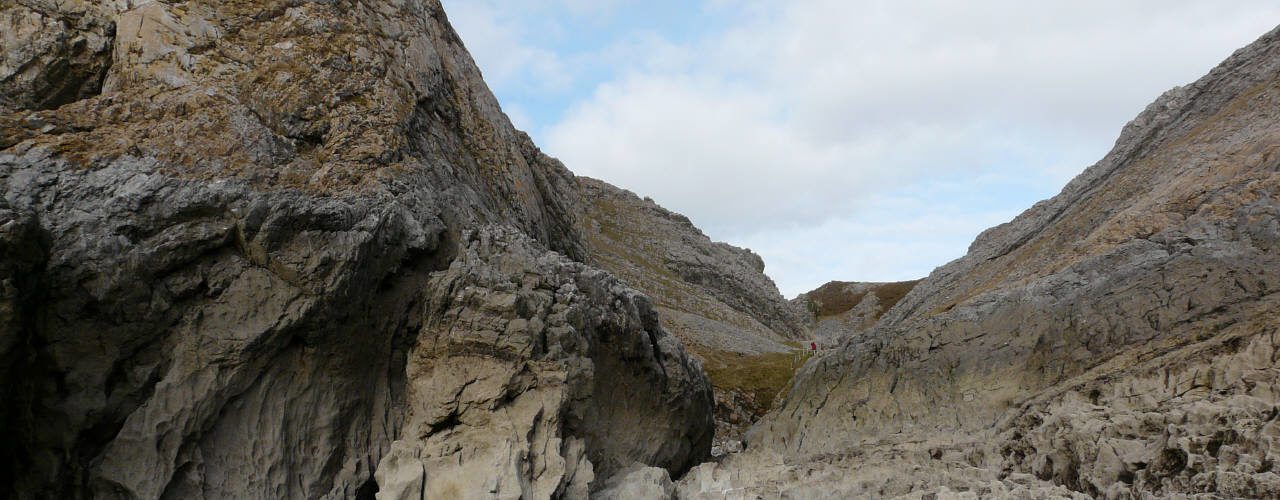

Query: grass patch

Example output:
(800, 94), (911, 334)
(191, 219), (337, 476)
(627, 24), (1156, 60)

(806, 280), (921, 320)
(805, 281), (869, 317)
(868, 280), (919, 321)
(699, 348), (813, 415)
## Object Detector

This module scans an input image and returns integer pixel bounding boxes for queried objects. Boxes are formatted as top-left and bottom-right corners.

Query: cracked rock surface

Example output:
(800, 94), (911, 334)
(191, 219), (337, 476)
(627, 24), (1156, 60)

(682, 24), (1280, 499)
(0, 0), (713, 498)
(1, 0), (115, 112)
(376, 227), (712, 499)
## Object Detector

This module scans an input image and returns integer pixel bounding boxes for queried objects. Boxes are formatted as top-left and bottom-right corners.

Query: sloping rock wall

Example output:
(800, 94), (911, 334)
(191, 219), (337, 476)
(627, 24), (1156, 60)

(0, 1), (714, 498)
(578, 177), (806, 356)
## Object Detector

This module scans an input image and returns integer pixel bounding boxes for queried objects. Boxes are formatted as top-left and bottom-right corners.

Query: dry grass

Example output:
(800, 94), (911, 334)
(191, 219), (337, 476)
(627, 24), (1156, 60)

(869, 280), (920, 320)
(807, 280), (920, 320)
(806, 281), (869, 317)
(699, 348), (813, 416)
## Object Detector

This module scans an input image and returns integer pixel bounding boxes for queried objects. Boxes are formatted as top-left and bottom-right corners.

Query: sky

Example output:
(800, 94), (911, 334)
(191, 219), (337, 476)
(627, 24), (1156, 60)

(442, 0), (1280, 298)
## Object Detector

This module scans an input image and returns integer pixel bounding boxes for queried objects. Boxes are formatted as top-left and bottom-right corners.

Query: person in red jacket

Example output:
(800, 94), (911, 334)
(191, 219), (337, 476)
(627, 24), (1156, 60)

(810, 342), (817, 352)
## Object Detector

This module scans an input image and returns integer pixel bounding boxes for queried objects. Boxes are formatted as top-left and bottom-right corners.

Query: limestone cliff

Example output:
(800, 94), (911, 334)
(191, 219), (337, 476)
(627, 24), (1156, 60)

(0, 1), (712, 498)
(578, 177), (806, 356)
(679, 24), (1280, 500)
(577, 177), (810, 449)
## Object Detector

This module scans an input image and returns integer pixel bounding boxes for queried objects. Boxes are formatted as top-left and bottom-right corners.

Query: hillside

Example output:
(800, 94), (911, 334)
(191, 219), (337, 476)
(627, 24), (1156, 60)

(676, 24), (1280, 499)
(792, 280), (920, 345)
(579, 177), (807, 355)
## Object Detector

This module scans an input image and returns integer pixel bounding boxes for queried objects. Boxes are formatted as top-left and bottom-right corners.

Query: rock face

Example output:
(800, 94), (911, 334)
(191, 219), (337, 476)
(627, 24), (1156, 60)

(684, 24), (1280, 499)
(0, 0), (712, 498)
(1, 0), (114, 111)
(577, 177), (809, 452)
(593, 466), (677, 500)
(578, 177), (806, 356)
(375, 227), (711, 499)
(791, 280), (919, 346)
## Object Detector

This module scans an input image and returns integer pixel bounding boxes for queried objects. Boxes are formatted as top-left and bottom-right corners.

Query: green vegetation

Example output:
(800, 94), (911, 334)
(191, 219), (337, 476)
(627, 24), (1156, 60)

(699, 348), (813, 416)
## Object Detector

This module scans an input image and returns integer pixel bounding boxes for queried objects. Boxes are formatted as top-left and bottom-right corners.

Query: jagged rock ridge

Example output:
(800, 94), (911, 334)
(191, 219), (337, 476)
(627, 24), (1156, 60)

(678, 24), (1280, 499)
(0, 1), (713, 498)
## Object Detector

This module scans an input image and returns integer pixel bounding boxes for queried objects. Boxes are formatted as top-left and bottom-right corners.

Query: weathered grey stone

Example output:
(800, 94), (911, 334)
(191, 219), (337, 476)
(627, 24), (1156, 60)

(676, 448), (1090, 499)
(2, 154), (444, 498)
(593, 466), (676, 500)
(374, 226), (712, 499)
(0, 1), (714, 498)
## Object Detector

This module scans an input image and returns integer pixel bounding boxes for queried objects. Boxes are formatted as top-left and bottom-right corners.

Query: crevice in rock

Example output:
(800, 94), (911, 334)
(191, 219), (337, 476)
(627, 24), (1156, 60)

(0, 215), (52, 496)
(427, 409), (462, 436)
(35, 34), (113, 110)
(354, 476), (379, 500)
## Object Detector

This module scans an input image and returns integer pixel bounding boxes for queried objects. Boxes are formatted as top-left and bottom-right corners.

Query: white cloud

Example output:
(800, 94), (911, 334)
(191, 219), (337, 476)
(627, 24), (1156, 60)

(442, 1), (586, 93)
(737, 206), (1022, 297)
(450, 1), (1280, 296)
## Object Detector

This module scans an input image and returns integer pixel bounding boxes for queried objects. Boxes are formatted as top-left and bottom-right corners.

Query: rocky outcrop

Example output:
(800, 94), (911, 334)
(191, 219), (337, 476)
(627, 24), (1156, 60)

(0, 0), (712, 497)
(677, 447), (1090, 498)
(577, 177), (810, 455)
(791, 280), (919, 345)
(684, 24), (1280, 499)
(2, 154), (444, 498)
(1, 0), (115, 112)
(578, 177), (806, 356)
(593, 466), (677, 500)
(374, 227), (711, 499)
